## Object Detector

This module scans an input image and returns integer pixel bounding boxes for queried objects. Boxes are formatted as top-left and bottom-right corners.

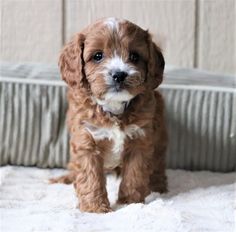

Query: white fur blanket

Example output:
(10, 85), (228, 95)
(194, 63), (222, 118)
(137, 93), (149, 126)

(0, 166), (235, 232)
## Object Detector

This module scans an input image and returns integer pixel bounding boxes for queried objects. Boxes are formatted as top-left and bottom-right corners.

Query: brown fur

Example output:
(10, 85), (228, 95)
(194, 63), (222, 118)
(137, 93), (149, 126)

(50, 18), (168, 213)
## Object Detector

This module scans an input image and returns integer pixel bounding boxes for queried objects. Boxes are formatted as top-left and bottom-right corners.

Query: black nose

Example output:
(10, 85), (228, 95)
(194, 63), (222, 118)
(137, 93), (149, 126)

(112, 71), (128, 83)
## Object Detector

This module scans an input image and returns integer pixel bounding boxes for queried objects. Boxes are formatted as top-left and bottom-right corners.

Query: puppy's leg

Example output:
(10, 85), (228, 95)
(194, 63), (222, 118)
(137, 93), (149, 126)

(149, 91), (168, 193)
(117, 148), (152, 204)
(74, 153), (111, 213)
(149, 130), (168, 193)
(149, 151), (168, 193)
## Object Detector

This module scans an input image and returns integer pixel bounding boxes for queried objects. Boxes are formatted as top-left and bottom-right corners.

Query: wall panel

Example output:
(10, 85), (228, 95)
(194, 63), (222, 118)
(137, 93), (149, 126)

(0, 0), (235, 75)
(0, 0), (63, 63)
(65, 0), (196, 68)
(197, 0), (236, 75)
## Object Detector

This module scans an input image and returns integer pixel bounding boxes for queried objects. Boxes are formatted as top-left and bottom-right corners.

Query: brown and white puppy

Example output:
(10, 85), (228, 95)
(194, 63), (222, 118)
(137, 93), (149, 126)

(50, 18), (168, 213)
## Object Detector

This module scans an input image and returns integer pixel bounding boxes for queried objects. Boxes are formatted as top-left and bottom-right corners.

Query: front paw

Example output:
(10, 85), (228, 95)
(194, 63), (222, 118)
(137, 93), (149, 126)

(117, 186), (151, 205)
(78, 202), (112, 213)
(117, 192), (145, 205)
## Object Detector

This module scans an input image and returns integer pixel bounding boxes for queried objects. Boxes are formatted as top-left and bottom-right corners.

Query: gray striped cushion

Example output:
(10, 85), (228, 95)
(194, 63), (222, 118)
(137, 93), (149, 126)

(0, 62), (235, 171)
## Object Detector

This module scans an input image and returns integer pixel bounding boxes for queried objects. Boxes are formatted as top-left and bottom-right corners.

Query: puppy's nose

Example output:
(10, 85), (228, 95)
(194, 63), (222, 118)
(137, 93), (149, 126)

(112, 71), (128, 83)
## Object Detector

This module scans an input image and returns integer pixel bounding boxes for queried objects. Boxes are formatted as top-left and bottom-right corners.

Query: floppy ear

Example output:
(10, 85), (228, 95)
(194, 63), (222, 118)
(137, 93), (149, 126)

(58, 33), (86, 88)
(147, 35), (165, 89)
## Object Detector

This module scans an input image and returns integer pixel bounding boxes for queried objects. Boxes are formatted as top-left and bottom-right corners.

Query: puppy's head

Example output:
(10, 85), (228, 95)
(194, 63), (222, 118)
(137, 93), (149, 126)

(59, 18), (165, 114)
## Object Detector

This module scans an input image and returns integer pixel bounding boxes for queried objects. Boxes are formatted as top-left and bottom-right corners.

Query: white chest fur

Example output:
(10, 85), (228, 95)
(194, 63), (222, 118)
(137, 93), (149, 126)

(85, 123), (145, 169)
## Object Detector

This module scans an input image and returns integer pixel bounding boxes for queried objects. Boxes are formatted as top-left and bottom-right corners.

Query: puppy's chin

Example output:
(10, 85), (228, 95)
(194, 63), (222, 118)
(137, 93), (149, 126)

(103, 89), (134, 102)
(95, 89), (134, 115)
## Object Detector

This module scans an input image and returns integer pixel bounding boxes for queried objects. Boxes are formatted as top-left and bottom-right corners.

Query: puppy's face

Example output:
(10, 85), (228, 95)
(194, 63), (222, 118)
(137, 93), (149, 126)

(59, 18), (165, 114)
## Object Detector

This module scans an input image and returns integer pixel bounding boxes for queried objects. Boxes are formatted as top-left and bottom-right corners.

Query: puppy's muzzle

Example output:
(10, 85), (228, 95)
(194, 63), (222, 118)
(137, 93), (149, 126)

(112, 71), (128, 83)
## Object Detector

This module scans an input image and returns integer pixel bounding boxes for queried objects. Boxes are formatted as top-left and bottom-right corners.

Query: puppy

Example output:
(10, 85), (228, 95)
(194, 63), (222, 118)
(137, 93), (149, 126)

(50, 18), (168, 213)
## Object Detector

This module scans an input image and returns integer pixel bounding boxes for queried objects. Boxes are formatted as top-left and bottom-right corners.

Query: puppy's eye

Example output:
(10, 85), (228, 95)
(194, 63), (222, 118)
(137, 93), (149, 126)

(92, 52), (103, 62)
(129, 52), (140, 63)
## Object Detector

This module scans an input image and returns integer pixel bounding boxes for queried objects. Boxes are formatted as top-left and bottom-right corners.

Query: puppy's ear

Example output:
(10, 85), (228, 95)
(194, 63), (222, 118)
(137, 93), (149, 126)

(147, 34), (165, 89)
(58, 33), (86, 88)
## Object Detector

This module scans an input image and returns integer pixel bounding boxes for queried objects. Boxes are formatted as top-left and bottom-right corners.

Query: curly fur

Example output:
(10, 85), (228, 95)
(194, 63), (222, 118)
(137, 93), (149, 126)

(50, 18), (168, 213)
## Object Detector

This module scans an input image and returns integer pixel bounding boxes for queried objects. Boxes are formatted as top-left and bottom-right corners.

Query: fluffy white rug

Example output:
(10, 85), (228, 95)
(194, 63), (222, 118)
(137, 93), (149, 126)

(0, 166), (235, 232)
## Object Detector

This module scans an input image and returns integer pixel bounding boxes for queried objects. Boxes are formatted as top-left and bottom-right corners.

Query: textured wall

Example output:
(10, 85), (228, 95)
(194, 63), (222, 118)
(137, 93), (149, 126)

(0, 0), (235, 75)
(0, 0), (63, 63)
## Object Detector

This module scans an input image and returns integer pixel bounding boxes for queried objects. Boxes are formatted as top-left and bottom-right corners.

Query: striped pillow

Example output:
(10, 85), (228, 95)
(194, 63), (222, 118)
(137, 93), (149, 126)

(0, 62), (235, 171)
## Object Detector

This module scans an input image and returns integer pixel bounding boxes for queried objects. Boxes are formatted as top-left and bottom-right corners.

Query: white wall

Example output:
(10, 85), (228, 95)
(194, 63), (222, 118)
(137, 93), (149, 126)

(0, 0), (235, 75)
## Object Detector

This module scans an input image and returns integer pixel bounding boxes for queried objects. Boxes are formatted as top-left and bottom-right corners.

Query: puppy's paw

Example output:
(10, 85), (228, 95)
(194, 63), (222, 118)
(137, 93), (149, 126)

(117, 194), (144, 205)
(150, 174), (168, 193)
(93, 205), (112, 214)
(150, 184), (168, 194)
(49, 172), (76, 184)
(78, 202), (112, 213)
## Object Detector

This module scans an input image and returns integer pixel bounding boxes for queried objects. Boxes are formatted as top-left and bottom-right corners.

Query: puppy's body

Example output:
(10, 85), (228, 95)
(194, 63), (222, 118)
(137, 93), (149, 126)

(51, 18), (168, 213)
